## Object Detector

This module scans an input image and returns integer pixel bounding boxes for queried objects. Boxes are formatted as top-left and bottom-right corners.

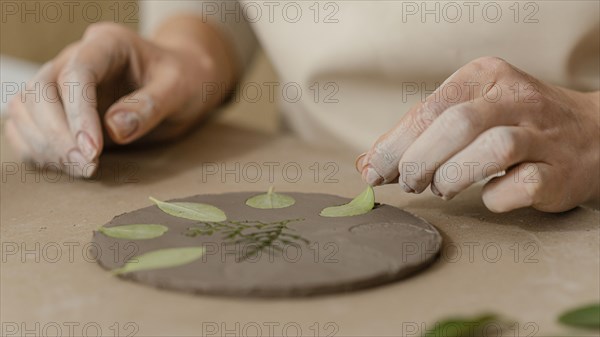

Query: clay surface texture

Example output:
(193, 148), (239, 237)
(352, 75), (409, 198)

(93, 192), (442, 297)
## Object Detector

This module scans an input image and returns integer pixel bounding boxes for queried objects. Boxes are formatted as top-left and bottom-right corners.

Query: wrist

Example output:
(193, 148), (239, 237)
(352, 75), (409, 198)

(152, 15), (237, 107)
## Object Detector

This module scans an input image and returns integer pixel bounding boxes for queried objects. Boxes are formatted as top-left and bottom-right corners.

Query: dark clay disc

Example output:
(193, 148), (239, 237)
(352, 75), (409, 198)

(93, 192), (442, 297)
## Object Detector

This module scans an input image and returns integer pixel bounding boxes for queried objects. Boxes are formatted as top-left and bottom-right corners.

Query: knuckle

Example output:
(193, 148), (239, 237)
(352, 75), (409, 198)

(83, 22), (125, 39)
(57, 64), (79, 83)
(482, 128), (518, 164)
(53, 42), (80, 64)
(470, 56), (510, 69)
(410, 105), (437, 134)
(464, 56), (515, 79)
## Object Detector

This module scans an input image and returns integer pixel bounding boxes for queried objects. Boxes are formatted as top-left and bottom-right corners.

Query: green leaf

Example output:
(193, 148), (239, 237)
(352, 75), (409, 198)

(113, 246), (205, 275)
(423, 314), (499, 337)
(246, 186), (296, 209)
(559, 303), (600, 329)
(149, 197), (227, 222)
(320, 186), (375, 217)
(98, 224), (168, 240)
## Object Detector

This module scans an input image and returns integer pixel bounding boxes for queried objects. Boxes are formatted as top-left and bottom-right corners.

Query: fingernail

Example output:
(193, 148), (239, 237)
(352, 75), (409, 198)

(400, 183), (415, 193)
(431, 184), (442, 197)
(67, 149), (93, 178)
(77, 131), (97, 160)
(365, 167), (384, 186)
(110, 111), (139, 139)
(355, 153), (367, 173)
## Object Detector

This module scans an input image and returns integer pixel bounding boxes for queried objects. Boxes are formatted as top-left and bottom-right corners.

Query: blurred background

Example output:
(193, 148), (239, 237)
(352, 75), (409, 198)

(0, 0), (279, 133)
(2, 0), (137, 62)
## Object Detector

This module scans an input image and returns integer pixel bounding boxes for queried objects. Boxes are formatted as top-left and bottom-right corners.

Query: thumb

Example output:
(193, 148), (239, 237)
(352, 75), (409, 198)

(482, 163), (566, 213)
(104, 69), (186, 144)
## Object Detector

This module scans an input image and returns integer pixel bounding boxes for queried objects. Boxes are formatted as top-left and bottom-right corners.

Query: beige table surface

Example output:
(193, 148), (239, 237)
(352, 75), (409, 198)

(1, 108), (599, 337)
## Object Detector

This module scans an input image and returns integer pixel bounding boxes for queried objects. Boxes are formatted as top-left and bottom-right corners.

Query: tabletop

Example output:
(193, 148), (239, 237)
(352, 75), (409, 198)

(1, 114), (599, 337)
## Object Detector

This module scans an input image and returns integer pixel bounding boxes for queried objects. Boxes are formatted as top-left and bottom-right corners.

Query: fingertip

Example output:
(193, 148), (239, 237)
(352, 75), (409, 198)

(76, 131), (100, 160)
(430, 184), (442, 198)
(65, 149), (98, 179)
(105, 111), (140, 144)
(481, 178), (526, 213)
(363, 167), (384, 186)
(83, 159), (99, 179)
(355, 152), (367, 173)
(482, 197), (512, 213)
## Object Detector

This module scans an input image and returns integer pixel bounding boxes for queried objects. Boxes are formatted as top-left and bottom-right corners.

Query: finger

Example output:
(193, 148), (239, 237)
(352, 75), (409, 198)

(10, 97), (97, 178)
(482, 162), (563, 213)
(398, 97), (518, 193)
(57, 24), (132, 161)
(104, 62), (187, 144)
(24, 63), (81, 163)
(6, 96), (49, 161)
(16, 59), (98, 178)
(361, 57), (510, 186)
(431, 126), (540, 200)
(4, 119), (33, 161)
(355, 153), (366, 173)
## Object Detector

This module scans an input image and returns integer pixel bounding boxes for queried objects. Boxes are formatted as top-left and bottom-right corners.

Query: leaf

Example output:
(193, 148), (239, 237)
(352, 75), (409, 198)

(320, 186), (375, 217)
(246, 186), (296, 209)
(423, 314), (500, 337)
(113, 246), (205, 275)
(98, 224), (168, 240)
(559, 303), (600, 329)
(149, 197), (226, 222)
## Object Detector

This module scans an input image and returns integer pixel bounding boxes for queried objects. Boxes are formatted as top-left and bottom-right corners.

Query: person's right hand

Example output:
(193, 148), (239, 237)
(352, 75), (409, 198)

(5, 21), (234, 178)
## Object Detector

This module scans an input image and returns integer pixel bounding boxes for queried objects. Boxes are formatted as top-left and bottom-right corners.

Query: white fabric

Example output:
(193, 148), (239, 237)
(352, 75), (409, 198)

(141, 0), (600, 151)
(140, 0), (258, 70)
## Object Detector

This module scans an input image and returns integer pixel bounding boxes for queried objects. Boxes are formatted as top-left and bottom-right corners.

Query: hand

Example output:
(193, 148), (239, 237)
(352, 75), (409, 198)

(4, 20), (234, 178)
(357, 57), (600, 213)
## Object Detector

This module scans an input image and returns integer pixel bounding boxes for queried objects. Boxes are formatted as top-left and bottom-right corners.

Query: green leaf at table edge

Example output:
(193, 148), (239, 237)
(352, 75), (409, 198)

(98, 224), (168, 240)
(558, 303), (600, 329)
(245, 186), (296, 209)
(149, 196), (227, 222)
(423, 314), (501, 337)
(320, 186), (375, 217)
(113, 246), (205, 275)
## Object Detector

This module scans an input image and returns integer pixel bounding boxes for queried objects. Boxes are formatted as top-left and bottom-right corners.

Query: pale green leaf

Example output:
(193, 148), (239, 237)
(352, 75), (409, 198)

(559, 303), (600, 329)
(98, 224), (168, 240)
(149, 197), (227, 222)
(320, 186), (375, 217)
(423, 314), (500, 337)
(246, 186), (296, 209)
(113, 246), (205, 275)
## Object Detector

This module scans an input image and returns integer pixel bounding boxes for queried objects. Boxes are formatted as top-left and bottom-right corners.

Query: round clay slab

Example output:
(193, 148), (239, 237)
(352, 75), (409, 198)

(93, 192), (442, 297)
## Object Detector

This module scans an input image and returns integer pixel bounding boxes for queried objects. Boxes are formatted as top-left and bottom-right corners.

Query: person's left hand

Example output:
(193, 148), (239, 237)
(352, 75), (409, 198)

(356, 57), (599, 213)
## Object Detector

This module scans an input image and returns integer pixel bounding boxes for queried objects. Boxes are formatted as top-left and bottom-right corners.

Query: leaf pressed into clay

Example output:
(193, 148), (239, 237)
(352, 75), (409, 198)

(320, 186), (375, 217)
(245, 186), (295, 209)
(113, 246), (205, 275)
(558, 303), (600, 329)
(149, 197), (226, 222)
(98, 224), (168, 240)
